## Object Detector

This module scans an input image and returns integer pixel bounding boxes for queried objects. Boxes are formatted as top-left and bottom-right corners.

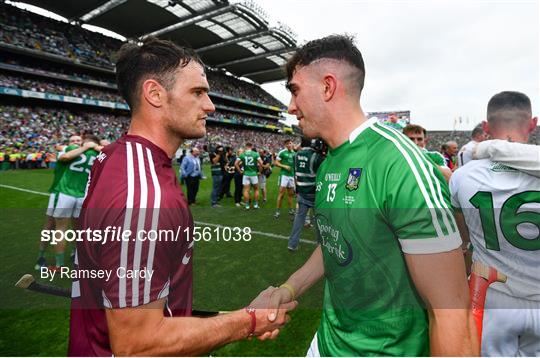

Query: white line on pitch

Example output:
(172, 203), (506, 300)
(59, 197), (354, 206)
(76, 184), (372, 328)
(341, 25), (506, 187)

(0, 184), (318, 246)
(0, 184), (49, 196)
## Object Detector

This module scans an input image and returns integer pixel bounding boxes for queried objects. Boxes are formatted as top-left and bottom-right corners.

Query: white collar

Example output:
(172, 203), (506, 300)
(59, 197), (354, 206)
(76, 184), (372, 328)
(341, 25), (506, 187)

(349, 117), (378, 143)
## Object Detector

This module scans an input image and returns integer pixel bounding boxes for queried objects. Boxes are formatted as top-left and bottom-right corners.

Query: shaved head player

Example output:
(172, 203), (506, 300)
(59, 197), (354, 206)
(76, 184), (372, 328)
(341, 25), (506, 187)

(69, 38), (295, 356)
(266, 35), (479, 356)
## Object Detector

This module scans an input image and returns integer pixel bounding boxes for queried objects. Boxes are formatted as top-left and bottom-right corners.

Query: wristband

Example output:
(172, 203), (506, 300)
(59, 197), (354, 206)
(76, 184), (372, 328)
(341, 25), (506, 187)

(245, 307), (256, 337)
(279, 283), (296, 300)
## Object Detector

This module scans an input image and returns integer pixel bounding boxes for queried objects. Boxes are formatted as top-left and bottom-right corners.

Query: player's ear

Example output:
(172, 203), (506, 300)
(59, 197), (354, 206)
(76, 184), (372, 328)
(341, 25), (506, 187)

(529, 117), (538, 133)
(141, 79), (165, 108)
(322, 74), (337, 102)
(482, 120), (490, 136)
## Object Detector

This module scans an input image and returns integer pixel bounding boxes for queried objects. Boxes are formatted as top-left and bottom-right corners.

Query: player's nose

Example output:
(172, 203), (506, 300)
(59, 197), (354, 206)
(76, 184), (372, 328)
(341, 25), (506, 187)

(288, 98), (297, 115)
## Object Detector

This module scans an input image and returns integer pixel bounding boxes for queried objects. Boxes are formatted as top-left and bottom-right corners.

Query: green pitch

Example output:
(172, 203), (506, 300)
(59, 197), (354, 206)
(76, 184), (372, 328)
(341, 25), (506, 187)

(0, 166), (323, 356)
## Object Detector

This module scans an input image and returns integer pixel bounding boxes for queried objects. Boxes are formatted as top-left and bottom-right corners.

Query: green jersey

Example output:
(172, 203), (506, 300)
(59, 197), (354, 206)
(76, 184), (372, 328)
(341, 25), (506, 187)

(48, 147), (70, 193)
(314, 118), (460, 356)
(277, 149), (296, 176)
(423, 148), (446, 167)
(237, 150), (260, 177)
(55, 147), (99, 198)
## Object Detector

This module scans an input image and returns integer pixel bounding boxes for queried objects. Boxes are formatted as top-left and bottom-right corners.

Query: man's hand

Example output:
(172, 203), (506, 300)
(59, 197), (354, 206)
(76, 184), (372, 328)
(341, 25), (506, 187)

(248, 286), (297, 340)
(83, 141), (97, 149)
(267, 286), (294, 322)
(283, 165), (291, 172)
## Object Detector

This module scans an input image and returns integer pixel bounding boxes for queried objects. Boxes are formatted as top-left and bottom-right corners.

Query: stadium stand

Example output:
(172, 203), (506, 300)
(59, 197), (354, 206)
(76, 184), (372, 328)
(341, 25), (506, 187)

(0, 1), (301, 168)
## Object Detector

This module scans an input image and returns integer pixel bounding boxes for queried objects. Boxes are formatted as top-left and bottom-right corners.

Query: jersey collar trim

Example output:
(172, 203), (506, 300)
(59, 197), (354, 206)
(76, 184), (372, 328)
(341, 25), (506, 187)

(349, 117), (378, 143)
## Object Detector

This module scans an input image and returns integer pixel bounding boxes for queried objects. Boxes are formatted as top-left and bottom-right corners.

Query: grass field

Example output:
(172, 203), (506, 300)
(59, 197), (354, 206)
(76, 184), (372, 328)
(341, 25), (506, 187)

(0, 166), (323, 356)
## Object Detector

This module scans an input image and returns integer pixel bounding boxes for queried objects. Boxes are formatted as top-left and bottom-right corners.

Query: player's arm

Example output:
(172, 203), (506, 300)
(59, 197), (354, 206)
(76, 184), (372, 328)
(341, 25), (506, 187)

(404, 250), (479, 356)
(59, 142), (96, 161)
(267, 246), (325, 320)
(387, 151), (477, 355)
(234, 157), (243, 174)
(438, 165), (452, 182)
(274, 157), (285, 170)
(473, 139), (540, 178)
(257, 157), (263, 173)
(106, 291), (296, 356)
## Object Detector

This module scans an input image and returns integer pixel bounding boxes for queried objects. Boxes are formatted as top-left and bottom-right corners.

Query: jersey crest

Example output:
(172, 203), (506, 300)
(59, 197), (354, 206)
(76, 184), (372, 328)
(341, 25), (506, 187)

(345, 168), (362, 191)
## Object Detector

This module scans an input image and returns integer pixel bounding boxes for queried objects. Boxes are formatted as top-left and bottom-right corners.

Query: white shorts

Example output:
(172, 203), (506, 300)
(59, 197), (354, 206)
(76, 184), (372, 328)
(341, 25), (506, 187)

(53, 192), (84, 219)
(46, 192), (58, 217)
(482, 287), (540, 356)
(258, 174), (266, 189)
(242, 175), (259, 186)
(279, 175), (295, 188)
(306, 333), (320, 357)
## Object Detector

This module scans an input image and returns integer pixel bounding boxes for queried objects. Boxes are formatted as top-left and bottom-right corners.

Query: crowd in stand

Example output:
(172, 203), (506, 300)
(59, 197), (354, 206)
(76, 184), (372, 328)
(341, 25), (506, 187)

(0, 72), (281, 126)
(206, 70), (284, 108)
(0, 105), (294, 170)
(0, 73), (123, 102)
(0, 3), (285, 108)
(0, 3), (119, 69)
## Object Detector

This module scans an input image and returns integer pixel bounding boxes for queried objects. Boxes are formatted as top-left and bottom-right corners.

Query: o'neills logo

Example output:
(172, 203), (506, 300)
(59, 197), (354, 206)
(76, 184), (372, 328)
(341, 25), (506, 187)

(316, 215), (353, 267)
(325, 173), (341, 182)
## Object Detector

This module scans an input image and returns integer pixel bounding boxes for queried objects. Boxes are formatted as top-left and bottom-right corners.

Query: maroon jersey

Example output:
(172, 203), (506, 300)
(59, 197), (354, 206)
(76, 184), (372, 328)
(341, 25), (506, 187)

(68, 135), (193, 356)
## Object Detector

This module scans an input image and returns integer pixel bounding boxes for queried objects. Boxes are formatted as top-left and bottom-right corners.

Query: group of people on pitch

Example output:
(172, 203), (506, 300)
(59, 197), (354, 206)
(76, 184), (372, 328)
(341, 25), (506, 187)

(37, 34), (538, 356)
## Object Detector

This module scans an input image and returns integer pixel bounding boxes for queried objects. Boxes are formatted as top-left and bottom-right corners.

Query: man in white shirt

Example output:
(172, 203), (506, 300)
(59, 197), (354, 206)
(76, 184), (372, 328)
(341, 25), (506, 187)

(450, 91), (539, 356)
(457, 125), (487, 167)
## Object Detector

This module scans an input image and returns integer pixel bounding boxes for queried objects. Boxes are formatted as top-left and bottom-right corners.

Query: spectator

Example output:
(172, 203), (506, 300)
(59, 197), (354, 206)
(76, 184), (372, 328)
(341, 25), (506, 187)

(180, 147), (203, 205)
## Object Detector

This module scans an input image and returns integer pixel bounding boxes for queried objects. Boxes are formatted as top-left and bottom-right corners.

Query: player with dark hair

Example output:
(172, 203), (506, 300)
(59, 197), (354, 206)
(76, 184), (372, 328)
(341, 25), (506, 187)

(450, 91), (539, 356)
(267, 34), (478, 356)
(457, 124), (487, 166)
(70, 38), (294, 356)
(235, 142), (263, 210)
(403, 124), (452, 181)
(274, 139), (296, 218)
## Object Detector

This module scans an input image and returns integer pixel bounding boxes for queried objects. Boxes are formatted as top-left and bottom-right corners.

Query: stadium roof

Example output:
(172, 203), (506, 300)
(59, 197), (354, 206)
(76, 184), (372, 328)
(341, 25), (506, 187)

(21, 0), (297, 83)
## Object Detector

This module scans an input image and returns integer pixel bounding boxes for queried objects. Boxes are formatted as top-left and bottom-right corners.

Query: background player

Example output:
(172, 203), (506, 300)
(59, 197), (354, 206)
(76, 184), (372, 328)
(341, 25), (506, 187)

(48, 134), (100, 271)
(450, 91), (539, 356)
(457, 124), (487, 167)
(235, 142), (262, 210)
(403, 124), (453, 181)
(35, 135), (82, 270)
(274, 139), (296, 218)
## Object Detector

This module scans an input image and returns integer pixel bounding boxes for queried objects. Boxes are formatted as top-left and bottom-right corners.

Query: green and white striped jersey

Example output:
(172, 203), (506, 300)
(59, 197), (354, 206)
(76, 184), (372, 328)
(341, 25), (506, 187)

(314, 117), (461, 356)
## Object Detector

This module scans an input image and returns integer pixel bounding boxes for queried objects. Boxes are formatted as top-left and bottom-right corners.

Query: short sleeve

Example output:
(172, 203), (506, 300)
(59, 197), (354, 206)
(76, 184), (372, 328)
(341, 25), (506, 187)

(385, 152), (461, 254)
(432, 152), (446, 166)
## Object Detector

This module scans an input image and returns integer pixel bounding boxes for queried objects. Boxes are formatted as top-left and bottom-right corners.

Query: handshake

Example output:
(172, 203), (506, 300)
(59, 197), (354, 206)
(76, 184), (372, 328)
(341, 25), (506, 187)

(244, 284), (298, 340)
